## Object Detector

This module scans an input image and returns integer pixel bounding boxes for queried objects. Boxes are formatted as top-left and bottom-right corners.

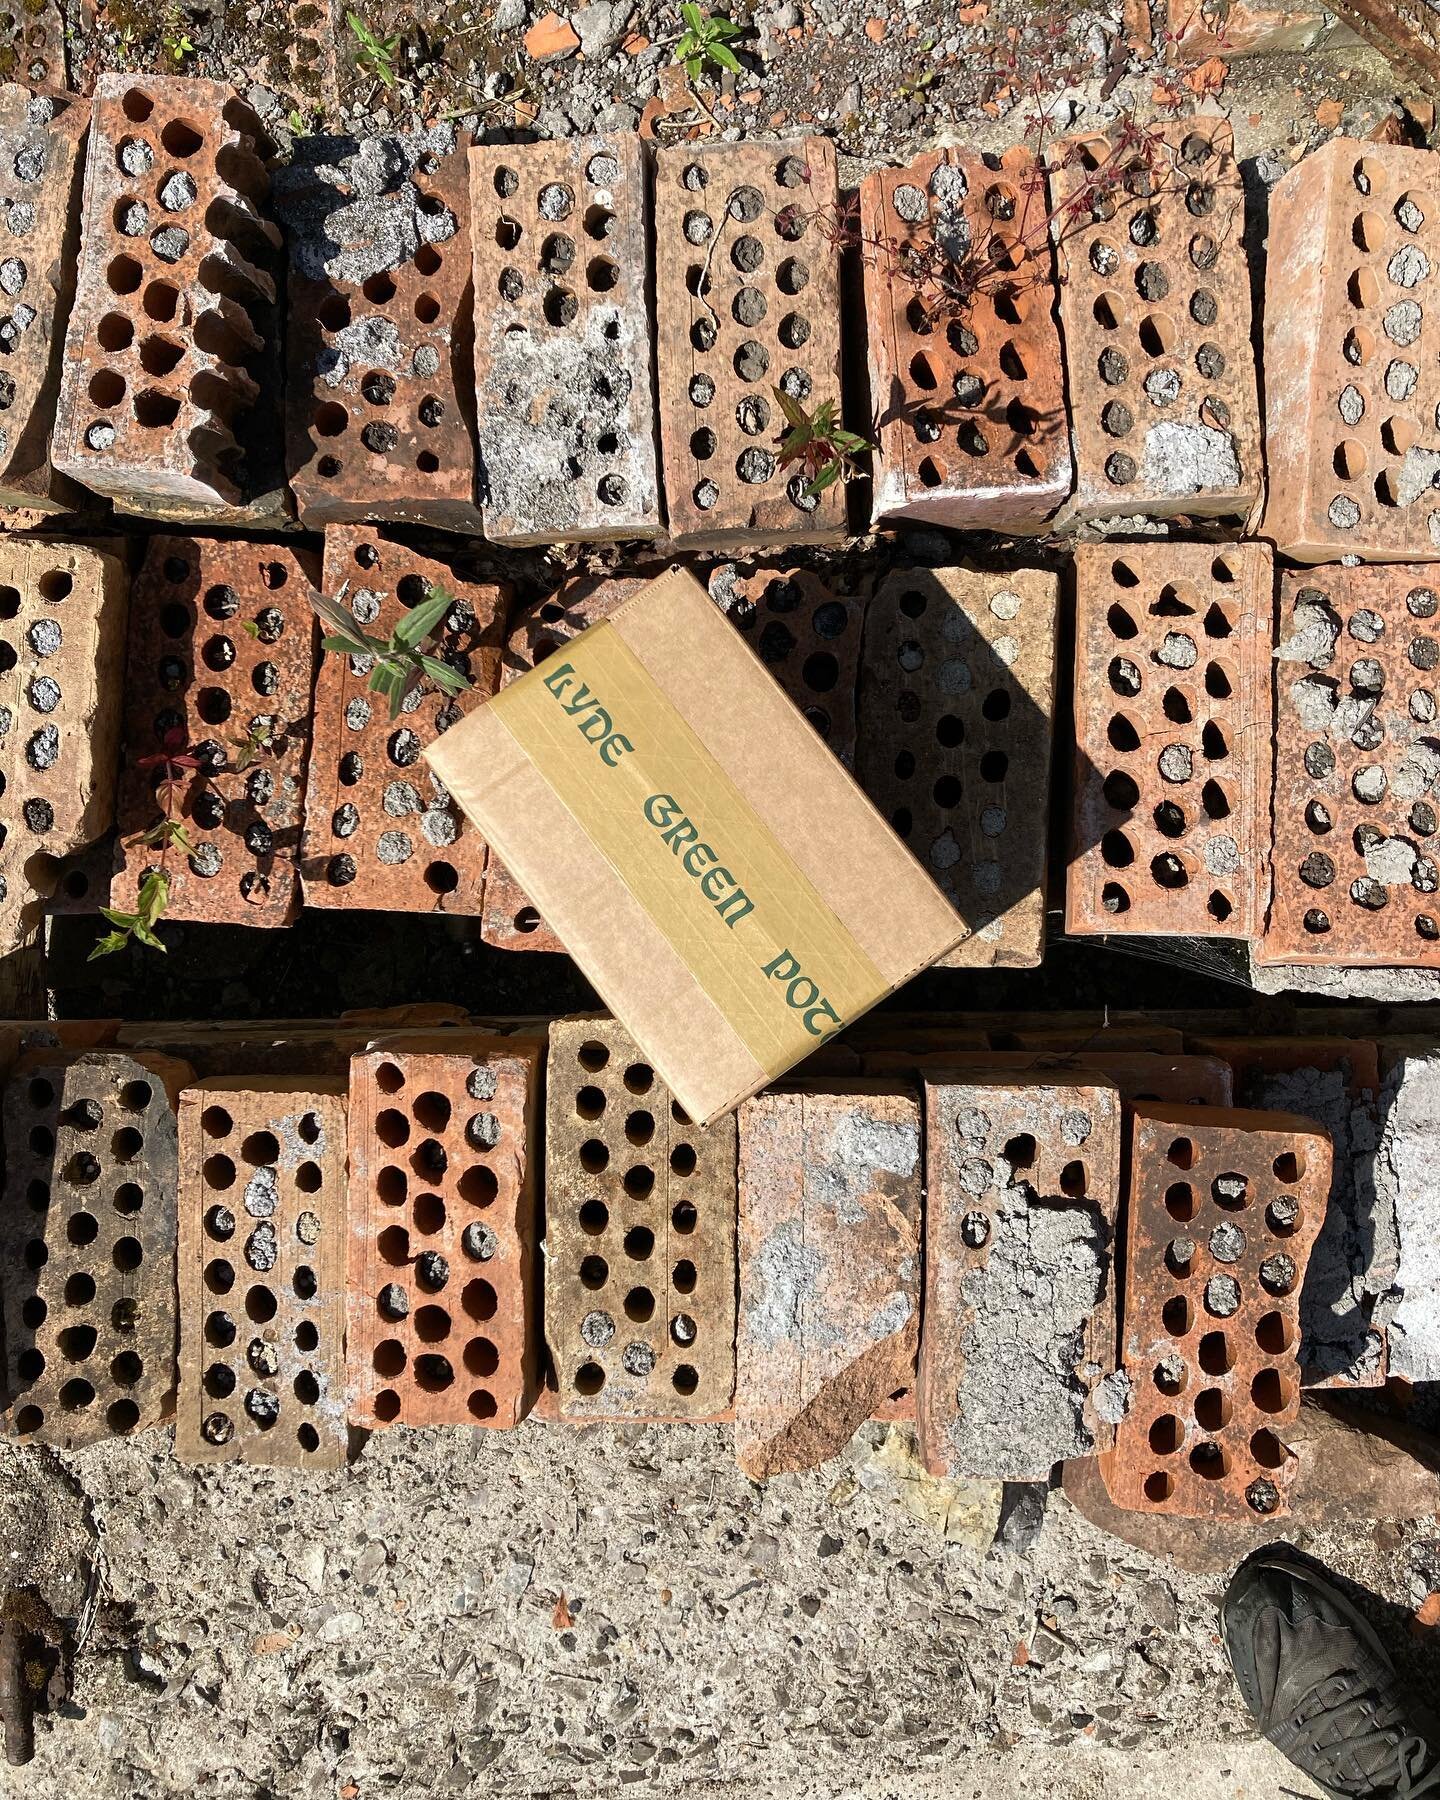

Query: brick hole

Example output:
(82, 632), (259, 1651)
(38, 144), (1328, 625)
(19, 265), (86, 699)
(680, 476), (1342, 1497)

(1150, 848), (1195, 890)
(413, 1192), (446, 1236)
(1161, 685), (1193, 725)
(459, 1166), (498, 1207)
(1349, 266), (1380, 309)
(624, 1286), (655, 1323)
(575, 1086), (606, 1121)
(623, 1166), (655, 1200)
(1102, 881), (1131, 914)
(374, 1338), (406, 1377)
(376, 1164), (407, 1207)
(65, 1210), (98, 1247)
(374, 1389), (401, 1420)
(15, 1344), (46, 1381)
(672, 1364), (699, 1395)
(107, 253), (143, 295)
(1201, 720), (1229, 761)
(1143, 1470), (1173, 1503)
(672, 1201), (698, 1235)
(1165, 1236), (1194, 1277)
(1154, 801), (1186, 839)
(377, 1223), (410, 1266)
(160, 119), (203, 158)
(136, 390), (181, 430)
(1198, 1329), (1234, 1374)
(412, 1138), (447, 1181)
(1250, 1428), (1285, 1471)
(297, 1423), (321, 1452)
(461, 1278), (495, 1321)
(318, 293), (350, 332)
(89, 369), (126, 409)
(672, 1257), (698, 1295)
(1266, 1196), (1300, 1236)
(413, 1090), (451, 1133)
(57, 1321), (97, 1361)
(425, 861), (458, 893)
(1059, 1161), (1087, 1197)
(59, 1377), (96, 1412)
(1195, 1386), (1232, 1432)
(670, 1144), (697, 1178)
(1190, 1441), (1229, 1480)
(20, 1294), (46, 1329)
(27, 1180), (49, 1213)
(108, 1398), (140, 1432)
(112, 1124), (143, 1160)
(375, 1108), (411, 1150)
(28, 1123), (54, 1156)
(1101, 828), (1135, 870)
(1107, 712), (1141, 752)
(578, 1199), (609, 1236)
(1093, 290), (1126, 331)
(1137, 313), (1176, 357)
(23, 1240), (47, 1271)
(465, 1337), (500, 1379)
(624, 1109), (655, 1147)
(624, 1225), (655, 1262)
(576, 1361), (605, 1394)
(1148, 1413), (1182, 1454)
(1272, 1150), (1303, 1184)
(580, 1255), (608, 1289)
(414, 1303), (450, 1343)
(363, 271), (395, 306)
(245, 1285), (277, 1322)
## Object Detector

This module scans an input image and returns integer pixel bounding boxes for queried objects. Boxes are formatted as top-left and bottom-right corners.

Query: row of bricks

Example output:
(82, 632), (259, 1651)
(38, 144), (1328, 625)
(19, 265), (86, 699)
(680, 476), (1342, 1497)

(0, 74), (1431, 561)
(0, 1016), (1370, 1520)
(14, 528), (1440, 975)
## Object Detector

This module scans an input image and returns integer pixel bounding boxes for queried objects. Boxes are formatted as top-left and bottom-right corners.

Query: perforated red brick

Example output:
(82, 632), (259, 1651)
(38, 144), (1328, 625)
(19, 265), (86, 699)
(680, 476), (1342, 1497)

(176, 1078), (347, 1467)
(1, 1049), (192, 1447)
(859, 145), (1071, 531)
(348, 1035), (541, 1428)
(654, 137), (847, 548)
(856, 564), (1058, 969)
(0, 89), (85, 510)
(1263, 139), (1440, 562)
(1, 1), (66, 91)
(918, 1077), (1122, 1481)
(469, 134), (659, 544)
(0, 540), (128, 952)
(52, 75), (283, 519)
(113, 535), (319, 928)
(300, 529), (506, 915)
(1103, 1104), (1330, 1518)
(1263, 564), (1440, 965)
(736, 1081), (920, 1479)
(1051, 119), (1260, 522)
(545, 1015), (736, 1421)
(257, 0), (340, 119)
(1068, 541), (1269, 940)
(277, 126), (481, 532)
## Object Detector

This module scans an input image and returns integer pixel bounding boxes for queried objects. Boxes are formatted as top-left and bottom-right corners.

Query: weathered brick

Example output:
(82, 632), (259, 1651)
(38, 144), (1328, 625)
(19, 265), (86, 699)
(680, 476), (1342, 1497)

(1263, 139), (1440, 562)
(52, 75), (284, 521)
(176, 1078), (347, 1466)
(736, 1081), (920, 1479)
(348, 1034), (542, 1428)
(0, 540), (128, 953)
(1051, 119), (1260, 522)
(710, 563), (866, 765)
(859, 145), (1071, 531)
(1263, 564), (1440, 964)
(654, 137), (847, 548)
(918, 1077), (1123, 1480)
(300, 529), (505, 915)
(113, 535), (319, 928)
(1068, 541), (1269, 939)
(1, 1), (66, 92)
(276, 126), (482, 532)
(0, 88), (85, 510)
(256, 0), (340, 120)
(857, 564), (1058, 969)
(1, 1049), (192, 1446)
(545, 1015), (736, 1420)
(469, 134), (659, 544)
(1104, 1103), (1330, 1518)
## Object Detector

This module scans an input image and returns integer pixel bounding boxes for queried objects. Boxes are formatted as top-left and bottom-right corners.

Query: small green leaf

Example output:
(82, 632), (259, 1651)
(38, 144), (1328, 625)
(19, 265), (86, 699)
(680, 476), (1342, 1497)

(805, 460), (843, 497)
(322, 632), (370, 660)
(100, 906), (141, 930)
(681, 2), (705, 29)
(88, 929), (130, 962)
(415, 653), (470, 694)
(709, 40), (741, 70)
(391, 586), (454, 650)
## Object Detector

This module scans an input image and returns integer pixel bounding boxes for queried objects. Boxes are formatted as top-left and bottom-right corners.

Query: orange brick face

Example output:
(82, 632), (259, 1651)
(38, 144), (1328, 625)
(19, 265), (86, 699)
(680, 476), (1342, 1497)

(176, 1079), (348, 1468)
(277, 129), (481, 532)
(469, 135), (659, 544)
(300, 530), (506, 915)
(1051, 120), (1260, 522)
(859, 146), (1071, 530)
(654, 138), (847, 548)
(348, 1038), (542, 1428)
(52, 76), (283, 517)
(1264, 563), (1440, 964)
(1105, 1104), (1330, 1518)
(1068, 541), (1270, 939)
(114, 536), (319, 927)
(1264, 140), (1440, 562)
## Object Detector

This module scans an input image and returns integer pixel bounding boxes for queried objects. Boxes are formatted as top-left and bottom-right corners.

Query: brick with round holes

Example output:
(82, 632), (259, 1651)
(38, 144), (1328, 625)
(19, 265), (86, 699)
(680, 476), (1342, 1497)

(300, 529), (507, 915)
(860, 145), (1072, 531)
(1067, 540), (1269, 940)
(51, 76), (285, 521)
(736, 1081), (920, 1479)
(654, 137), (847, 549)
(545, 1015), (737, 1421)
(857, 563), (1058, 969)
(0, 539), (129, 953)
(1, 1049), (192, 1447)
(917, 1076), (1122, 1480)
(112, 535), (320, 928)
(469, 134), (660, 544)
(276, 126), (483, 532)
(1101, 1103), (1330, 1519)
(1263, 139), (1440, 562)
(1051, 118), (1261, 524)
(348, 1034), (543, 1428)
(176, 1077), (348, 1467)
(1262, 563), (1440, 966)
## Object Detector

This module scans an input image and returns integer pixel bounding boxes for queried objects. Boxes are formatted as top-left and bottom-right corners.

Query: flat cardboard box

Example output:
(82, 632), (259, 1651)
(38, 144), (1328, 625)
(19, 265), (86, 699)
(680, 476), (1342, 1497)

(426, 567), (967, 1123)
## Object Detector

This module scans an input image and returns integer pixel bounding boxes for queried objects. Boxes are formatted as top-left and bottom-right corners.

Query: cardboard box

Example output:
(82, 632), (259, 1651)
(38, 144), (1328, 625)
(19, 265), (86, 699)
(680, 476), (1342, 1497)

(426, 567), (966, 1123)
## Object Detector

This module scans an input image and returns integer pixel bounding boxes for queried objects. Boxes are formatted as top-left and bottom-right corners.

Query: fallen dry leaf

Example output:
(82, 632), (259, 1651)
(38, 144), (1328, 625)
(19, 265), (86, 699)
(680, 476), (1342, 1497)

(1316, 97), (1344, 129)
(553, 1592), (574, 1629)
(1184, 56), (1228, 97)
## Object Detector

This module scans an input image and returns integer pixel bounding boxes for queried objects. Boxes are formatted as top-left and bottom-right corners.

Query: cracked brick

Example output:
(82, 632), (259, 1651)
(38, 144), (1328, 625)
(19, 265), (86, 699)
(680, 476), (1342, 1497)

(654, 137), (847, 548)
(300, 529), (506, 916)
(859, 145), (1071, 530)
(176, 1078), (348, 1467)
(113, 535), (319, 928)
(857, 564), (1058, 969)
(1, 1049), (192, 1447)
(469, 134), (659, 543)
(1068, 541), (1269, 940)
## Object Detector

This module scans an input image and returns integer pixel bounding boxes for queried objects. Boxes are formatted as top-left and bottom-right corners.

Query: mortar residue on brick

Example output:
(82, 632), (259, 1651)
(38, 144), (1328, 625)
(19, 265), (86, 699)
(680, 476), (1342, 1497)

(273, 126), (460, 285)
(1375, 1052), (1440, 1383)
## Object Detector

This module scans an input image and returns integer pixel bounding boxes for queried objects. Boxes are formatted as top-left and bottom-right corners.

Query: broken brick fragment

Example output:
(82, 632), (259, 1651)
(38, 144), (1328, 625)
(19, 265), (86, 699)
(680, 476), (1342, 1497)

(736, 1081), (921, 1479)
(300, 529), (506, 916)
(112, 535), (320, 928)
(918, 1077), (1123, 1481)
(545, 1015), (736, 1420)
(859, 145), (1072, 530)
(1104, 1102), (1330, 1518)
(1068, 540), (1269, 940)
(347, 1034), (542, 1428)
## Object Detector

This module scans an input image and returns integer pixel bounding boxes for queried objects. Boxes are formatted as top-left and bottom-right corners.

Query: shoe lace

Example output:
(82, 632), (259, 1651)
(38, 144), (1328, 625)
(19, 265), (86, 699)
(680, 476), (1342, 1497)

(1290, 1677), (1440, 1800)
